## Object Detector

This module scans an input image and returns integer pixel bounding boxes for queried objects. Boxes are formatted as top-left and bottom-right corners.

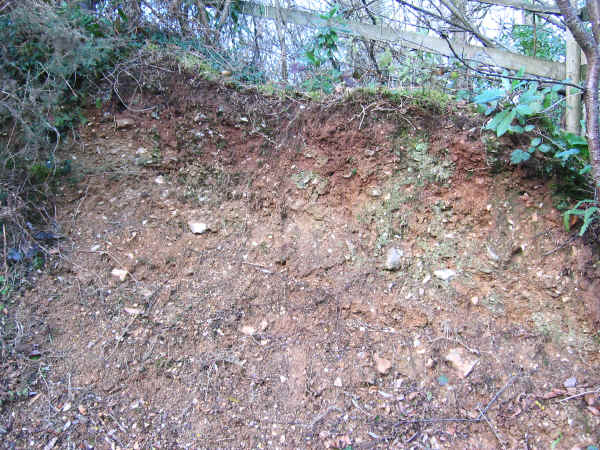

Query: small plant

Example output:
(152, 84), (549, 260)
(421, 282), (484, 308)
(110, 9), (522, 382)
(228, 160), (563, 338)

(563, 200), (599, 236)
(473, 77), (591, 172)
(304, 6), (343, 70)
(473, 76), (599, 236)
(295, 5), (346, 94)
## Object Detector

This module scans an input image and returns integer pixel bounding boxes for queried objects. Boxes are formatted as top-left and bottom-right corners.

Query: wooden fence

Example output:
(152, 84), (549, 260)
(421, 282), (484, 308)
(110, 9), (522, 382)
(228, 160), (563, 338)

(238, 0), (583, 134)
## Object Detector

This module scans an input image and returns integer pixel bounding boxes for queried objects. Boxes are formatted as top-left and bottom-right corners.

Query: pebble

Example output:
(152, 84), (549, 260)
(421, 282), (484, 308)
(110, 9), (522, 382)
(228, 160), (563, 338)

(563, 377), (577, 388)
(487, 246), (500, 261)
(445, 348), (478, 378)
(241, 326), (256, 336)
(434, 269), (456, 281)
(334, 377), (343, 387)
(111, 268), (128, 282)
(385, 247), (403, 271)
(374, 353), (392, 375)
(189, 221), (208, 234)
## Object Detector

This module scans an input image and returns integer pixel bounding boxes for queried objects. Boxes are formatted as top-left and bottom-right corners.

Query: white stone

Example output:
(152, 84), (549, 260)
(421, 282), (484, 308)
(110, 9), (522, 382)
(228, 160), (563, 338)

(434, 269), (456, 281)
(111, 268), (128, 282)
(385, 247), (403, 271)
(189, 221), (208, 234)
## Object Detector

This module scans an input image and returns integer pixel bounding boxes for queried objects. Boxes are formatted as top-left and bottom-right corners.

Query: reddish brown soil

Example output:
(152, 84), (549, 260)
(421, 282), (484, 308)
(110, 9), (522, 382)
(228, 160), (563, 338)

(1, 77), (599, 449)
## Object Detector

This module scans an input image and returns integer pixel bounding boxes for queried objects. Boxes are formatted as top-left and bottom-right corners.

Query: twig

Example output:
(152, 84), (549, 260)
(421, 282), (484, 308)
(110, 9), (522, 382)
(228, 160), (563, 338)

(406, 431), (420, 443)
(108, 413), (127, 433)
(428, 336), (481, 355)
(144, 279), (168, 315)
(477, 375), (518, 419)
(107, 281), (167, 359)
(558, 387), (600, 403)
(542, 234), (578, 256)
(71, 184), (89, 228)
(308, 405), (342, 428)
(112, 68), (157, 113)
(391, 374), (518, 427)
(478, 406), (507, 450)
(242, 261), (273, 274)
(339, 390), (376, 418)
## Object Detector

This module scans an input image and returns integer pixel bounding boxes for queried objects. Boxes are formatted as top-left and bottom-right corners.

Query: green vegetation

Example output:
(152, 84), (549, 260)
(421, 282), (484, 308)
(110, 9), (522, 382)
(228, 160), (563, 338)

(473, 76), (598, 237)
(503, 20), (565, 62)
(299, 6), (343, 94)
(0, 0), (134, 267)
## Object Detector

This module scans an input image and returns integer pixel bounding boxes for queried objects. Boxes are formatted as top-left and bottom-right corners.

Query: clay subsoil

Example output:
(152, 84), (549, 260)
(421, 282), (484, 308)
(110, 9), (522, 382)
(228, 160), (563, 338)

(1, 76), (599, 449)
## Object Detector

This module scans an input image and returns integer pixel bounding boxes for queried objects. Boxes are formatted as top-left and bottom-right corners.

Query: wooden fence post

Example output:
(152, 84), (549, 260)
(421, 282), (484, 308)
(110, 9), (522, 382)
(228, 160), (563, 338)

(565, 31), (582, 135)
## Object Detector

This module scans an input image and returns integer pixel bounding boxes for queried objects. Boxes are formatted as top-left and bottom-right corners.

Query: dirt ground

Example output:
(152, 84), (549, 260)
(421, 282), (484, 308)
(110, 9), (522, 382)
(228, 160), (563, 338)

(1, 77), (599, 449)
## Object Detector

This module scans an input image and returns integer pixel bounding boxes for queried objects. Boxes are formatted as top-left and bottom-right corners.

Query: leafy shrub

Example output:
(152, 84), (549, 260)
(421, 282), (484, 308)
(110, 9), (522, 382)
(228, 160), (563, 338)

(0, 0), (131, 260)
(474, 76), (598, 236)
(473, 76), (587, 170)
(0, 1), (127, 148)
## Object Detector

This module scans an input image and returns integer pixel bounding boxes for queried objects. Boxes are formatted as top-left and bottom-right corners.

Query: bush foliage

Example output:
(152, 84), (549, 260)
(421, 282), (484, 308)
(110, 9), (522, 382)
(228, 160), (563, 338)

(0, 0), (130, 251)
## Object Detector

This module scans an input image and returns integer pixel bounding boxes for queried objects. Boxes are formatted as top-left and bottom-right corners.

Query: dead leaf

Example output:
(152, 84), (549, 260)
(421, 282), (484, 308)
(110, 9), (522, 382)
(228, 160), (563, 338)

(541, 389), (566, 400)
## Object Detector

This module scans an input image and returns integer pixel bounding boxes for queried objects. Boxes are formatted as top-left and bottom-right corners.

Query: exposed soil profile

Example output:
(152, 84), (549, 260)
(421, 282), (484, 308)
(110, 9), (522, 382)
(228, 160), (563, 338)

(1, 76), (599, 449)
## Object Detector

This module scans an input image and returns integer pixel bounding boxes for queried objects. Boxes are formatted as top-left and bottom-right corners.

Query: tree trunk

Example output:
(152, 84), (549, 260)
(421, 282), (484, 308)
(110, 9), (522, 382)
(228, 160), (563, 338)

(584, 51), (600, 187)
(555, 0), (600, 190)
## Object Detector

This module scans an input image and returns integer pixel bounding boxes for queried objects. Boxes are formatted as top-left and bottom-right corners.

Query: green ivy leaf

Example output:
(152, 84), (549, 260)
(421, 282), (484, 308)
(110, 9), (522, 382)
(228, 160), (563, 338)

(538, 143), (552, 153)
(510, 149), (531, 164)
(117, 7), (128, 22)
(524, 124), (535, 132)
(555, 148), (579, 161)
(530, 137), (541, 147)
(565, 133), (587, 147)
(484, 109), (509, 132)
(515, 103), (533, 115)
(497, 109), (516, 137)
(528, 101), (543, 114)
(474, 88), (505, 104)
